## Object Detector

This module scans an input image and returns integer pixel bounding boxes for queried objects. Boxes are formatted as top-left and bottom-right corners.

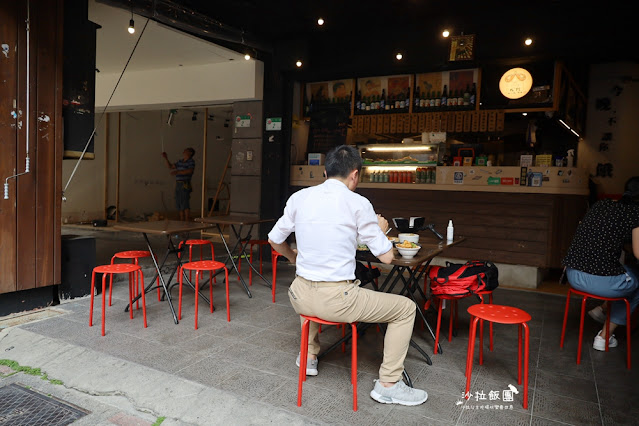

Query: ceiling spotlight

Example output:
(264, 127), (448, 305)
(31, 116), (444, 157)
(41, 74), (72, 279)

(244, 53), (251, 60)
(442, 29), (450, 38)
(128, 18), (135, 34)
(192, 112), (198, 121)
(396, 52), (403, 60)
(317, 17), (324, 26)
(524, 37), (533, 46)
(296, 60), (302, 67)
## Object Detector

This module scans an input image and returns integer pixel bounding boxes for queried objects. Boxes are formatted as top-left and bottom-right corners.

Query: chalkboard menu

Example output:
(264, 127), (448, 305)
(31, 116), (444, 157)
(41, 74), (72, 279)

(307, 106), (349, 154)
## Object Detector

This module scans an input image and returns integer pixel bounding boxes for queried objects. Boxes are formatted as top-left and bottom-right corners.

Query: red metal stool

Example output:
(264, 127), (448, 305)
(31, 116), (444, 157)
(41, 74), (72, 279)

(298, 315), (358, 411)
(560, 287), (632, 369)
(111, 250), (161, 306)
(271, 248), (285, 303)
(465, 304), (530, 409)
(178, 239), (216, 283)
(245, 239), (269, 286)
(89, 263), (147, 336)
(424, 290), (494, 355)
(178, 260), (230, 329)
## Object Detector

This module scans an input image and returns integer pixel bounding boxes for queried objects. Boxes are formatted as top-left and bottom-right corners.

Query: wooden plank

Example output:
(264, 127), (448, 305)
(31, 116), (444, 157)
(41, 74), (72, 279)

(487, 111), (497, 132)
(0, 1), (19, 294)
(479, 111), (488, 132)
(376, 114), (384, 133)
(418, 113), (425, 132)
(423, 113), (431, 132)
(463, 111), (472, 132)
(53, 0), (64, 285)
(16, 0), (37, 291)
(389, 114), (397, 133)
(471, 111), (479, 132)
(455, 112), (464, 132)
(440, 112), (448, 131)
(410, 113), (418, 133)
(32, 0), (62, 288)
(496, 110), (505, 131)
(363, 115), (371, 134)
(370, 115), (377, 133)
(446, 112), (455, 132)
(382, 114), (390, 133)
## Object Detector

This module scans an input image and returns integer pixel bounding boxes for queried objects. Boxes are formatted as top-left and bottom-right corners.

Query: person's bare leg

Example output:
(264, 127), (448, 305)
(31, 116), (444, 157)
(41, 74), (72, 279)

(599, 321), (619, 340)
(184, 208), (190, 222)
(178, 210), (185, 221)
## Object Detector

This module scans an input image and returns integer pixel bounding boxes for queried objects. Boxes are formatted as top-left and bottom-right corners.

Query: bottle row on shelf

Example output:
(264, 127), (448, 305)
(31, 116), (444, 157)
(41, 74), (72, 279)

(353, 83), (477, 115)
(365, 168), (437, 184)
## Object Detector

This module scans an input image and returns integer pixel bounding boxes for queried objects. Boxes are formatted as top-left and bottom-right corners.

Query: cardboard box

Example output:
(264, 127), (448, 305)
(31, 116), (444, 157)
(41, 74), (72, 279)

(308, 153), (325, 165)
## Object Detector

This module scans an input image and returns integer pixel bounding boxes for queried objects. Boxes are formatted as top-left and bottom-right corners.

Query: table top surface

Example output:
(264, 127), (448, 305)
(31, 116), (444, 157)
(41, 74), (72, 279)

(357, 236), (466, 267)
(195, 215), (275, 226)
(113, 220), (216, 235)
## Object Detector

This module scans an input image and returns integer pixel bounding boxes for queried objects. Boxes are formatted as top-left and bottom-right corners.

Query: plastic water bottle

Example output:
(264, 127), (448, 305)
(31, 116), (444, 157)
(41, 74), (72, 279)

(447, 220), (454, 242)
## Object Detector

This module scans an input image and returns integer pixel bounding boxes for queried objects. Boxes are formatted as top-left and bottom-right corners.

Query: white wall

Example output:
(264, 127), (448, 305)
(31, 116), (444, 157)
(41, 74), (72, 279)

(95, 61), (264, 111)
(580, 62), (639, 195)
(62, 108), (233, 223)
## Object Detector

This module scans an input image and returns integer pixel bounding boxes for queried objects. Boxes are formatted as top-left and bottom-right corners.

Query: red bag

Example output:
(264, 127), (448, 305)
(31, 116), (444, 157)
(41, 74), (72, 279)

(428, 260), (499, 297)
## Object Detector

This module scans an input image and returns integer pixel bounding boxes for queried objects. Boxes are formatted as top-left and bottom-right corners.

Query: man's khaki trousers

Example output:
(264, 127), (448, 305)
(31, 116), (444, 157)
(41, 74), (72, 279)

(288, 275), (416, 383)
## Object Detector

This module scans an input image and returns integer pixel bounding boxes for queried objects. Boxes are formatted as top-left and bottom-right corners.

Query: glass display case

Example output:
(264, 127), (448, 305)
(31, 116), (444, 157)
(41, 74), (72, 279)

(358, 143), (441, 183)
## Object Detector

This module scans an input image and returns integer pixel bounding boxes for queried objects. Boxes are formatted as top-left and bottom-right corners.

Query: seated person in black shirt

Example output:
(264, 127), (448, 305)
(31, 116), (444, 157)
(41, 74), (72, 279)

(562, 176), (639, 351)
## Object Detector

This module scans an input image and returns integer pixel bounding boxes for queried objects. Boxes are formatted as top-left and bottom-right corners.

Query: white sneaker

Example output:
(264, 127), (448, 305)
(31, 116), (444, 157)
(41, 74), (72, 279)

(588, 306), (606, 324)
(593, 331), (618, 351)
(370, 379), (428, 406)
(295, 353), (318, 376)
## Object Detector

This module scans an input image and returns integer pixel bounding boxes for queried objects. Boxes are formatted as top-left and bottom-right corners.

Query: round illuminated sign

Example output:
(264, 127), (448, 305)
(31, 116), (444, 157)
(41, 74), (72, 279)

(499, 67), (533, 99)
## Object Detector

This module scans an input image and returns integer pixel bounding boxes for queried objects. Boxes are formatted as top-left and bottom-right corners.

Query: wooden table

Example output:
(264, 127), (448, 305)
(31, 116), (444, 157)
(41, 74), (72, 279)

(195, 215), (275, 298)
(113, 220), (217, 324)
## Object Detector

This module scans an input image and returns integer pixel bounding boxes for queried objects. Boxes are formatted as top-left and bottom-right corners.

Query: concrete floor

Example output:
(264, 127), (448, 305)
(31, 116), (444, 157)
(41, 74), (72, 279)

(1, 227), (638, 425)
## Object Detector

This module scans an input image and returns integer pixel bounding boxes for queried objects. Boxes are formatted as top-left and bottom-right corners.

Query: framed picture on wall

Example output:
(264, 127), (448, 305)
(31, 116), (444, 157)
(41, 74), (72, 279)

(448, 34), (476, 62)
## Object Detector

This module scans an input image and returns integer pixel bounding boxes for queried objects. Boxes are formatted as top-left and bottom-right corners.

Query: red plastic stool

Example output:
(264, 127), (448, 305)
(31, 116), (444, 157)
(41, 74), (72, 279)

(89, 263), (147, 336)
(560, 287), (631, 369)
(298, 315), (358, 411)
(178, 239), (216, 283)
(465, 304), (530, 409)
(271, 248), (285, 303)
(178, 260), (230, 329)
(111, 250), (161, 306)
(425, 291), (494, 355)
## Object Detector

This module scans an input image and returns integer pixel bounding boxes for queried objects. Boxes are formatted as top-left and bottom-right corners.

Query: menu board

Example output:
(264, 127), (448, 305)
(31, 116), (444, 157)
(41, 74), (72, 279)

(307, 107), (349, 154)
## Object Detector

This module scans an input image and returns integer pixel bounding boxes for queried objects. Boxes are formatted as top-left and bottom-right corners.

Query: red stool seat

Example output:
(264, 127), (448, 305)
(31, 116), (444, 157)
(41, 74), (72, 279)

(179, 260), (230, 329)
(298, 315), (358, 411)
(560, 287), (631, 369)
(425, 291), (494, 355)
(111, 250), (160, 306)
(465, 304), (531, 409)
(178, 239), (216, 284)
(89, 263), (147, 336)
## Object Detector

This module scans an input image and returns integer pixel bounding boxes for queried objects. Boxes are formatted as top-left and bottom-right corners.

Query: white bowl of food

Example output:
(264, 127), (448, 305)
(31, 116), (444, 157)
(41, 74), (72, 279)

(396, 241), (421, 259)
(397, 233), (419, 244)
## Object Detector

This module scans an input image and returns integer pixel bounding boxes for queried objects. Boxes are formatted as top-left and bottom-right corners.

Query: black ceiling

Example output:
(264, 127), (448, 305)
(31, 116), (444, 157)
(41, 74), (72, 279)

(104, 0), (635, 86)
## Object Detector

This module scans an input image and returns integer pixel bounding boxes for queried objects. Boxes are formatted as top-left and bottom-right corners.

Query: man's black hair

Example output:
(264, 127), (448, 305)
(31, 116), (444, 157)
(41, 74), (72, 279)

(324, 145), (362, 179)
(621, 176), (639, 205)
(333, 81), (345, 92)
(186, 147), (195, 157)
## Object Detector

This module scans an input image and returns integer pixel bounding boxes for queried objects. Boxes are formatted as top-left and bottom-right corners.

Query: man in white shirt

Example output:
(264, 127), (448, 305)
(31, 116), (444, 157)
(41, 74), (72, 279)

(268, 145), (428, 406)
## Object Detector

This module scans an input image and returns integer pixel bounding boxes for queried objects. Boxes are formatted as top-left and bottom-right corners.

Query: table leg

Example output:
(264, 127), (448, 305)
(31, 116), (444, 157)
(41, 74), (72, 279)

(217, 224), (253, 298)
(130, 233), (179, 324)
